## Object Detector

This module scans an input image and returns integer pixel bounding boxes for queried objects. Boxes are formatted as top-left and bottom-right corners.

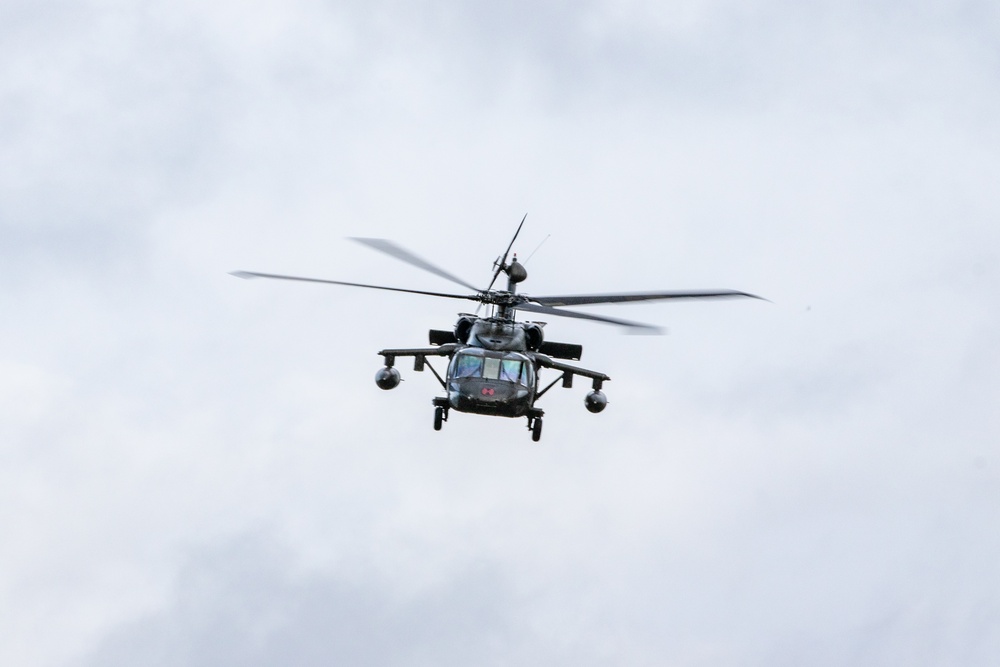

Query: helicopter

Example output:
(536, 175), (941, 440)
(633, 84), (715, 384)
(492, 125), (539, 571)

(232, 217), (764, 441)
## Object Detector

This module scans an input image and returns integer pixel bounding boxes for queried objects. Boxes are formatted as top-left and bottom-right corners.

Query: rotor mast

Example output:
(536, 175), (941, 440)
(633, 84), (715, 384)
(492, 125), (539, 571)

(495, 254), (528, 321)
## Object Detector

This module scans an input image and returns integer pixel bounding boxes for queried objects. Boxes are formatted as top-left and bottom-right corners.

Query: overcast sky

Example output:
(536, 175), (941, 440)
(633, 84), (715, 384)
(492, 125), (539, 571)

(3, 1), (1000, 665)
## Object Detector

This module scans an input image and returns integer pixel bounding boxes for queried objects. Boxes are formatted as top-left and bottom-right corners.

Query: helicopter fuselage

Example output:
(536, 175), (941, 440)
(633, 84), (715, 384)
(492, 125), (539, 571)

(376, 313), (611, 442)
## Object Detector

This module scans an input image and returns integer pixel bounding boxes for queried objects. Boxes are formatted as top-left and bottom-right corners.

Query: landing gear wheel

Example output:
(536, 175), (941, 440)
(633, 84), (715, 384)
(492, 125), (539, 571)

(531, 417), (543, 442)
(434, 406), (444, 431)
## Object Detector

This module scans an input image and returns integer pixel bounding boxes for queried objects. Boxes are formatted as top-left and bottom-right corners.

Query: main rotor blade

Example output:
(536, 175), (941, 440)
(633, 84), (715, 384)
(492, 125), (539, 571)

(529, 289), (766, 307)
(516, 302), (663, 334)
(231, 271), (479, 302)
(485, 213), (528, 292)
(349, 237), (479, 291)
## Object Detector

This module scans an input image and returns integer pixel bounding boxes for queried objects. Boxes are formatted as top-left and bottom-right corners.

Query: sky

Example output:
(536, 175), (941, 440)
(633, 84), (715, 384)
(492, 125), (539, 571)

(3, 0), (1000, 664)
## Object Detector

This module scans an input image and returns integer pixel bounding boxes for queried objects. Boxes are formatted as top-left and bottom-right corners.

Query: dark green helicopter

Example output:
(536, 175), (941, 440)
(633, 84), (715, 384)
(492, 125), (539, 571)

(232, 218), (763, 441)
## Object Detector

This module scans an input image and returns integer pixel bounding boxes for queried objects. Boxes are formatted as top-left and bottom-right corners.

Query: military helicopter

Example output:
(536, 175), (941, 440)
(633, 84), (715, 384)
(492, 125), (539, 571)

(232, 218), (763, 441)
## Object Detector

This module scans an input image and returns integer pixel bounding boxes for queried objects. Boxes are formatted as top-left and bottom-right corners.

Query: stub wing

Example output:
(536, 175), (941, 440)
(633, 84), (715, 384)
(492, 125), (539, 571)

(531, 353), (609, 385)
(376, 344), (457, 390)
(377, 344), (457, 361)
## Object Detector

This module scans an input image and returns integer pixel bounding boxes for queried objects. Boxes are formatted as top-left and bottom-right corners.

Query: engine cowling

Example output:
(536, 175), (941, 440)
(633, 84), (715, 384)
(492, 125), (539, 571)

(584, 390), (607, 413)
(454, 316), (476, 344)
(523, 323), (544, 351)
(375, 367), (401, 390)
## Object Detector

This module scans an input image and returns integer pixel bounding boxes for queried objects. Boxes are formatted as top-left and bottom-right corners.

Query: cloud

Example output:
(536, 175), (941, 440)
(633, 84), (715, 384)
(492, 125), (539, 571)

(3, 1), (1000, 665)
(80, 536), (525, 667)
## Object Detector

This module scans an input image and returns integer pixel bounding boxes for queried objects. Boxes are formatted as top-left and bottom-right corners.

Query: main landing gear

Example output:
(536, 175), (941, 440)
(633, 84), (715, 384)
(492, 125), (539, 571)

(527, 408), (544, 442)
(432, 397), (449, 431)
(530, 417), (543, 442)
(431, 399), (545, 442)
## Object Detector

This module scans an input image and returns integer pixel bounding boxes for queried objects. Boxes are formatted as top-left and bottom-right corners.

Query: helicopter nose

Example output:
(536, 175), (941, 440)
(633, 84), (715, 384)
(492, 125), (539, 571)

(451, 379), (516, 402)
(472, 384), (509, 401)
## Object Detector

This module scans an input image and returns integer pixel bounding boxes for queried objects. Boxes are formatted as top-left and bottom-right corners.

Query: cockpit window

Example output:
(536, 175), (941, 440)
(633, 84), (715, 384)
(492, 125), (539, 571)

(499, 359), (522, 382)
(454, 352), (483, 378)
(483, 357), (501, 380)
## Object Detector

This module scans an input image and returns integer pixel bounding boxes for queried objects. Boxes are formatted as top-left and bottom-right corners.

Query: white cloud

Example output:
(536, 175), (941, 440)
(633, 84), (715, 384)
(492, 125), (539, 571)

(2, 0), (999, 665)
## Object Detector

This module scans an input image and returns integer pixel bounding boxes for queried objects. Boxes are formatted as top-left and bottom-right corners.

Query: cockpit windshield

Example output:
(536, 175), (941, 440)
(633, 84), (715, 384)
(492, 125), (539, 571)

(451, 350), (532, 385)
(454, 353), (483, 378)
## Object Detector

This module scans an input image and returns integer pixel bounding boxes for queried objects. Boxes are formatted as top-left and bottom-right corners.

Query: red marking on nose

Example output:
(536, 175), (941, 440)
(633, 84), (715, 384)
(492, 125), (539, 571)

(481, 387), (495, 396)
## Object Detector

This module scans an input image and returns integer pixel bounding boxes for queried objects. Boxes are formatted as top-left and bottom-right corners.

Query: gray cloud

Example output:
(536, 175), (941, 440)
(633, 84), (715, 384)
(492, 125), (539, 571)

(81, 536), (525, 667)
